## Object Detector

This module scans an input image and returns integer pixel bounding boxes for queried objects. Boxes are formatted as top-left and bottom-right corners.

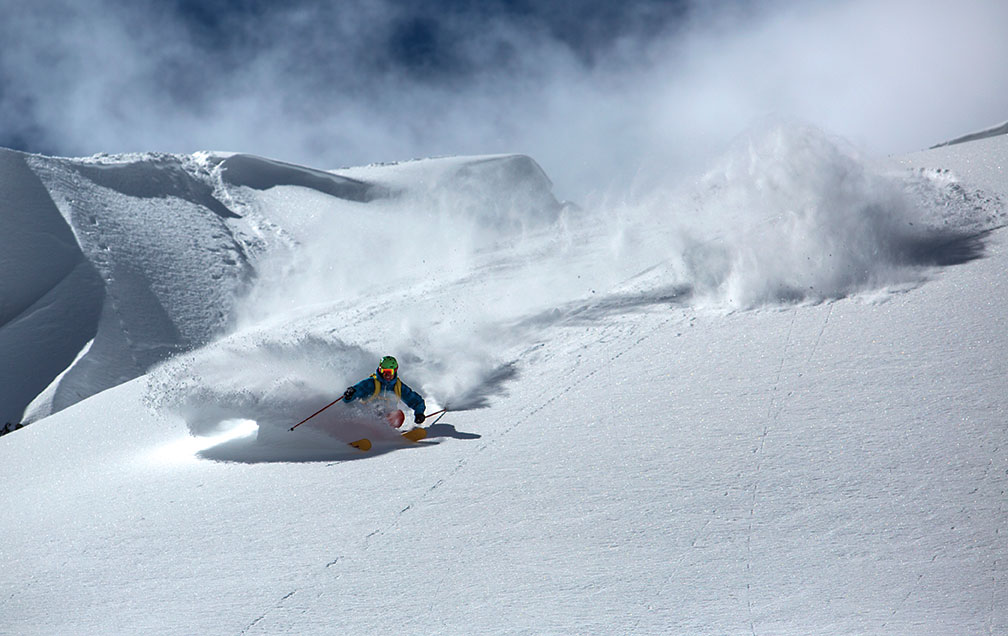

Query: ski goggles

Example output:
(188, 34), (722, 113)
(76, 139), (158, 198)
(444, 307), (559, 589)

(378, 367), (396, 380)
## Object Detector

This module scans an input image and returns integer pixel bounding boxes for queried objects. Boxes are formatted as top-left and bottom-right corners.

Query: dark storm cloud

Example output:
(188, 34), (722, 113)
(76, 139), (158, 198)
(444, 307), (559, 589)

(1, 0), (1006, 197)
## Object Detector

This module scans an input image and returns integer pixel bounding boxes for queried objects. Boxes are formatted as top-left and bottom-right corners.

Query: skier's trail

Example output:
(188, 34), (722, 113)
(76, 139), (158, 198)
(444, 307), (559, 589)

(743, 302), (835, 635)
(745, 308), (796, 636)
(806, 303), (833, 364)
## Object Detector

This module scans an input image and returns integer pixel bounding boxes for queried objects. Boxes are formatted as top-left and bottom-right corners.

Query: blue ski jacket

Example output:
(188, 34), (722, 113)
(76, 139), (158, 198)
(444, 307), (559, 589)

(345, 372), (426, 416)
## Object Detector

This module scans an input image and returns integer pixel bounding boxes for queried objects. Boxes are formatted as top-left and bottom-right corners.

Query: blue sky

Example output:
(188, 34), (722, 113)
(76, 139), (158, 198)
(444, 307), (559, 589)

(1, 0), (1006, 197)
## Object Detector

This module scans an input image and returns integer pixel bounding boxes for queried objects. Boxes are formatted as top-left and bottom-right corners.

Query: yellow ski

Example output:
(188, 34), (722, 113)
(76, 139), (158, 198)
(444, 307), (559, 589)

(401, 428), (427, 442)
(349, 438), (372, 451)
(349, 428), (425, 452)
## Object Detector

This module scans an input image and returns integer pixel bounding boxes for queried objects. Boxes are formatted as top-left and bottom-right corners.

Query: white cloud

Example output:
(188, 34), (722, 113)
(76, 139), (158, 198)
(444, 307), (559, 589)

(1, 0), (1006, 199)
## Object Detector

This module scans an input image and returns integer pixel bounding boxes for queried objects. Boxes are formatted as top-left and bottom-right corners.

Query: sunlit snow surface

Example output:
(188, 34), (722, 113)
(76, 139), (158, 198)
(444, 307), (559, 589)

(144, 419), (260, 466)
(2, 126), (1006, 635)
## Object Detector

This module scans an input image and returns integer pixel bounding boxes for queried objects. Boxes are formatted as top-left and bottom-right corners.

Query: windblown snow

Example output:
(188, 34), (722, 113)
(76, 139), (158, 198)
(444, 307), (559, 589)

(2, 123), (1006, 634)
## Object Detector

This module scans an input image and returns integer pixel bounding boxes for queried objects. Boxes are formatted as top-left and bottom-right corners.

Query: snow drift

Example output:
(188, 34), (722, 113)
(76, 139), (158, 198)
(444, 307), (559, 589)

(5, 151), (257, 424)
(0, 149), (104, 426)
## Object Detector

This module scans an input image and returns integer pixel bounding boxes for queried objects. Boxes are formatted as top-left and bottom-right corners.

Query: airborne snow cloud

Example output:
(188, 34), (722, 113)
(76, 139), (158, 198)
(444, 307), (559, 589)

(1, 0), (1007, 198)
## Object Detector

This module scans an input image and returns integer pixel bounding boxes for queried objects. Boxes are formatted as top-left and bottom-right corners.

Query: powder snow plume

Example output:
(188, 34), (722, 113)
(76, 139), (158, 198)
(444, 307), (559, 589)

(143, 124), (1001, 444)
(610, 123), (997, 309)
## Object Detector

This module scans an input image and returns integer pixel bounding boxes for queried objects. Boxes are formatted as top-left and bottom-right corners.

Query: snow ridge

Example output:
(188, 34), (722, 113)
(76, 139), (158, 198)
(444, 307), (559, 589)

(931, 120), (1008, 148)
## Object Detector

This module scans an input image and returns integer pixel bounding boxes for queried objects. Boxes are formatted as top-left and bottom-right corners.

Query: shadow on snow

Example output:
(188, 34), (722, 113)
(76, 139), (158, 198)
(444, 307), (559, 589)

(194, 415), (480, 464)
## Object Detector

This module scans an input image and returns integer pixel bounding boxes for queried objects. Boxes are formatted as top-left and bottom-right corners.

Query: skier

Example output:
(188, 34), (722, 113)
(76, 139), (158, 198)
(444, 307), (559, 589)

(342, 356), (426, 428)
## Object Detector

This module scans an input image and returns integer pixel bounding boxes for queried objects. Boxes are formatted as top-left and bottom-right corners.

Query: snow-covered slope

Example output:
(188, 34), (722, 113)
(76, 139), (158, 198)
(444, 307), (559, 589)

(1, 126), (1006, 634)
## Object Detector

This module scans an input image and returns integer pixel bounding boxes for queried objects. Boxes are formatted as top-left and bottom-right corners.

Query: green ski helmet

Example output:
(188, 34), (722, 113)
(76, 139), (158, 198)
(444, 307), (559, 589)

(377, 355), (398, 380)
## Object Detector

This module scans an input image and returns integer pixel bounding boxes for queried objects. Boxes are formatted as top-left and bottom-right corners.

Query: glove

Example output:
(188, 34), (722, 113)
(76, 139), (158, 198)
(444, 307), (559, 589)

(414, 412), (425, 425)
(343, 387), (356, 401)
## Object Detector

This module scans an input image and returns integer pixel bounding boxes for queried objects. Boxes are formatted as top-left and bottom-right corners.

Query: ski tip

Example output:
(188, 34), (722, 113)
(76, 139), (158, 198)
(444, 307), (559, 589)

(349, 438), (372, 451)
(401, 428), (427, 442)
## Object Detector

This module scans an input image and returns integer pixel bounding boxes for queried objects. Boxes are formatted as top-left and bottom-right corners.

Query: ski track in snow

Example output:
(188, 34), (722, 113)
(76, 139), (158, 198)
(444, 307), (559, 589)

(982, 439), (1006, 636)
(745, 308), (797, 636)
(742, 302), (881, 634)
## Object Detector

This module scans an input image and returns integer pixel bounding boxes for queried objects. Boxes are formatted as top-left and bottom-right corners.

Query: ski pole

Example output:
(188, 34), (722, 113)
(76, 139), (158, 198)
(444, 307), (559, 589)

(426, 408), (448, 426)
(290, 395), (345, 431)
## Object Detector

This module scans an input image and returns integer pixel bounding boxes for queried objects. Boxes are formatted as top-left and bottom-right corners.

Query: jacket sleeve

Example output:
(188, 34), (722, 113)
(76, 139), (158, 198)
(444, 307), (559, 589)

(346, 377), (376, 402)
(398, 381), (426, 414)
